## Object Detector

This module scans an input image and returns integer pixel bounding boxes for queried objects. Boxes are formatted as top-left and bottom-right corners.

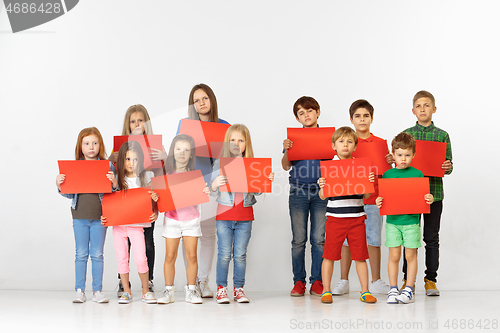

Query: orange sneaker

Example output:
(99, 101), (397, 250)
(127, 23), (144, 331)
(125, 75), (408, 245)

(321, 291), (333, 304)
(290, 281), (306, 297)
(360, 291), (377, 303)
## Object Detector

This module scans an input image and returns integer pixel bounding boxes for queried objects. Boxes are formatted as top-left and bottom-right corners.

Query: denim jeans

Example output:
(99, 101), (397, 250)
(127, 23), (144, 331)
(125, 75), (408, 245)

(216, 220), (252, 288)
(289, 184), (327, 284)
(73, 219), (107, 292)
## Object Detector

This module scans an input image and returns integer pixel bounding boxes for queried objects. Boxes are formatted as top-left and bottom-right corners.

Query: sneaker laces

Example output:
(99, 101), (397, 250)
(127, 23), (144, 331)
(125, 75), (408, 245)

(234, 288), (246, 299)
(217, 287), (228, 298)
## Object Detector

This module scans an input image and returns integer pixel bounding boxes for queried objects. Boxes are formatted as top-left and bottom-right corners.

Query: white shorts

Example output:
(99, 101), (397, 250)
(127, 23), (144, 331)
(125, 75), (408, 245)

(162, 215), (202, 238)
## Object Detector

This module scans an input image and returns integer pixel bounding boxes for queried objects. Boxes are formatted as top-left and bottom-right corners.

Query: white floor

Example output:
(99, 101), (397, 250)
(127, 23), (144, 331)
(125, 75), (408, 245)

(1, 290), (498, 333)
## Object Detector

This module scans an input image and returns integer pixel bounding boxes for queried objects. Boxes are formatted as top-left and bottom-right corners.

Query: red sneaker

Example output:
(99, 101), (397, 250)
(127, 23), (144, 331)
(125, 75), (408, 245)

(310, 280), (323, 297)
(290, 281), (306, 297)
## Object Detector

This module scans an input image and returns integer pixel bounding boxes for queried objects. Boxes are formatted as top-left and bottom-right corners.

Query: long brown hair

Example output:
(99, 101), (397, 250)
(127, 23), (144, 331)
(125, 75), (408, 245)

(187, 83), (219, 122)
(116, 141), (147, 190)
(164, 134), (196, 174)
(74, 127), (107, 160)
(221, 124), (254, 158)
(121, 104), (154, 135)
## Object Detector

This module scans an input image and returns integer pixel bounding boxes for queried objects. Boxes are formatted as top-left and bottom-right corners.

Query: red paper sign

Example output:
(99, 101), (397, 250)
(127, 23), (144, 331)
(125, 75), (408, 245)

(378, 178), (430, 215)
(408, 140), (446, 177)
(58, 160), (112, 194)
(180, 119), (231, 158)
(352, 139), (390, 175)
(151, 170), (209, 213)
(102, 188), (153, 226)
(287, 127), (336, 161)
(219, 157), (273, 193)
(113, 135), (163, 170)
(320, 158), (374, 197)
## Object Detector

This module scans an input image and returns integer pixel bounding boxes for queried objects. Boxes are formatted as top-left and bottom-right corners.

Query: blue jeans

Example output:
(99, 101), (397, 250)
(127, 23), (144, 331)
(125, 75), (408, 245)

(73, 219), (107, 292)
(289, 184), (327, 284)
(216, 220), (252, 288)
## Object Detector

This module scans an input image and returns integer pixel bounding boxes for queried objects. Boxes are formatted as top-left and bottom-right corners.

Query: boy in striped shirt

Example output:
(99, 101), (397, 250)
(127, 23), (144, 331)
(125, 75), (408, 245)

(318, 127), (376, 304)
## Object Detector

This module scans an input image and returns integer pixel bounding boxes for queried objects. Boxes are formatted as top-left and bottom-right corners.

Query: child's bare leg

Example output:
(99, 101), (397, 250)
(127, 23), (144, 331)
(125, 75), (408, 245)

(367, 245), (381, 281)
(182, 236), (198, 286)
(164, 238), (180, 286)
(404, 248), (418, 288)
(388, 247), (401, 287)
(321, 259), (334, 293)
(139, 271), (150, 295)
(354, 260), (369, 293)
(340, 245), (351, 280)
(120, 273), (131, 294)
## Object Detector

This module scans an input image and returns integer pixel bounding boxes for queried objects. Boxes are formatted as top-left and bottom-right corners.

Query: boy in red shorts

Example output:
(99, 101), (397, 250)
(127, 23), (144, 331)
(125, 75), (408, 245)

(318, 127), (376, 304)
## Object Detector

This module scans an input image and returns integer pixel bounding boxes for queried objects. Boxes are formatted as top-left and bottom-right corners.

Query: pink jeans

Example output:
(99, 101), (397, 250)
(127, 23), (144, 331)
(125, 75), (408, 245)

(113, 226), (148, 274)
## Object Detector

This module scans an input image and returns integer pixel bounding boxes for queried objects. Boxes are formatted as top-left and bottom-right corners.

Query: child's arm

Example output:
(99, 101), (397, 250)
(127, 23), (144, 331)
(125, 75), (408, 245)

(281, 139), (293, 171)
(209, 159), (225, 196)
(375, 196), (383, 209)
(150, 146), (168, 162)
(318, 177), (326, 200)
(425, 193), (434, 205)
(106, 171), (118, 190)
(363, 172), (375, 199)
(203, 183), (210, 196)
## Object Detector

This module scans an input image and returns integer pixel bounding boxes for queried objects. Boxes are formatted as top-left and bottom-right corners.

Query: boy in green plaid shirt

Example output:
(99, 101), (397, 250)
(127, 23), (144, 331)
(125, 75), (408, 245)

(402, 90), (453, 296)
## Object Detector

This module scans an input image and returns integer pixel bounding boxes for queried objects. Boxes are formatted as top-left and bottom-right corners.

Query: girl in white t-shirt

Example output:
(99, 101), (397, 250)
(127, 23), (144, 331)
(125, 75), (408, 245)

(101, 141), (159, 304)
(157, 134), (209, 304)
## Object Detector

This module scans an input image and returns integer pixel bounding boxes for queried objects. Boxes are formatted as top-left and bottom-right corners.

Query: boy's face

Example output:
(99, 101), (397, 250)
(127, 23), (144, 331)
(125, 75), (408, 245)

(350, 108), (373, 133)
(295, 105), (320, 128)
(392, 148), (415, 169)
(412, 97), (436, 125)
(332, 135), (356, 159)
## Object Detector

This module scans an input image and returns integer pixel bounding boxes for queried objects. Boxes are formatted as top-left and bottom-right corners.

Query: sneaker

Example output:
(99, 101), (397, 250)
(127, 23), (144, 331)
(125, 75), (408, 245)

(157, 287), (175, 304)
(197, 281), (214, 298)
(118, 292), (132, 304)
(234, 287), (250, 303)
(92, 291), (109, 303)
(309, 280), (323, 297)
(290, 281), (306, 297)
(148, 280), (155, 294)
(424, 279), (440, 296)
(73, 289), (86, 303)
(401, 279), (414, 293)
(387, 287), (399, 304)
(396, 287), (414, 304)
(117, 281), (131, 299)
(321, 291), (333, 304)
(370, 279), (390, 294)
(360, 291), (377, 303)
(142, 292), (157, 304)
(185, 286), (203, 304)
(216, 286), (230, 304)
(332, 279), (349, 296)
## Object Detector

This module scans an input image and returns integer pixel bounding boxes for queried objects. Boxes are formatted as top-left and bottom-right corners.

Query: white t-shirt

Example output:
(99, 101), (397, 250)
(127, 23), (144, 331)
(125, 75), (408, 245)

(123, 171), (154, 228)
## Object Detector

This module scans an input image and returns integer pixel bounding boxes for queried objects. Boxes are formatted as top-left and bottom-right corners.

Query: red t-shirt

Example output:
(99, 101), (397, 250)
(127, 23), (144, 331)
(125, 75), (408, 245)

(216, 192), (254, 221)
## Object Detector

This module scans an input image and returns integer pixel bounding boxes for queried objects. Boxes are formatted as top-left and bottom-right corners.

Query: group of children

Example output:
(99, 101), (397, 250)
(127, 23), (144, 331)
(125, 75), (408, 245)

(57, 85), (452, 306)
(283, 91), (452, 305)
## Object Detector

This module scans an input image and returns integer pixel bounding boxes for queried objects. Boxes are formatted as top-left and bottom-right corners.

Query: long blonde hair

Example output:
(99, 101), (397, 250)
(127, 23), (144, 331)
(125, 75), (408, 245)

(221, 124), (254, 158)
(121, 104), (154, 135)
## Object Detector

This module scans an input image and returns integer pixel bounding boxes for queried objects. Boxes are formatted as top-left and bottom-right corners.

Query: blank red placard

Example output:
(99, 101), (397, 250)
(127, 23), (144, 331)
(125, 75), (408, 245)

(102, 188), (153, 226)
(378, 177), (430, 215)
(320, 158), (374, 197)
(408, 140), (447, 177)
(287, 127), (336, 161)
(180, 119), (231, 157)
(352, 139), (390, 175)
(58, 160), (112, 194)
(113, 135), (163, 170)
(219, 157), (273, 193)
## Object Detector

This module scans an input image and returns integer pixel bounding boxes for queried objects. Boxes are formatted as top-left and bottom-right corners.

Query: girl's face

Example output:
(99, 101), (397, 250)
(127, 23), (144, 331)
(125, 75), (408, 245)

(125, 150), (139, 177)
(193, 89), (211, 119)
(173, 140), (191, 168)
(130, 111), (145, 135)
(81, 134), (100, 160)
(229, 130), (246, 157)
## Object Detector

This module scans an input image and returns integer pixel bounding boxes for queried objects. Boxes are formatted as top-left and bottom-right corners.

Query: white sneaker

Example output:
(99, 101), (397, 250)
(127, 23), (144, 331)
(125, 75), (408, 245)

(157, 287), (175, 304)
(142, 292), (157, 304)
(370, 279), (391, 294)
(73, 289), (86, 303)
(332, 280), (349, 296)
(185, 286), (203, 304)
(197, 281), (214, 298)
(387, 287), (399, 304)
(118, 292), (132, 304)
(234, 287), (250, 303)
(92, 291), (109, 303)
(396, 287), (414, 304)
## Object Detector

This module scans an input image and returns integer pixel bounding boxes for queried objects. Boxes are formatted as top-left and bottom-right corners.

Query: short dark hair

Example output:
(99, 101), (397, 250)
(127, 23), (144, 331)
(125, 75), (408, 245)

(413, 90), (435, 107)
(349, 99), (374, 118)
(391, 132), (416, 153)
(293, 96), (320, 118)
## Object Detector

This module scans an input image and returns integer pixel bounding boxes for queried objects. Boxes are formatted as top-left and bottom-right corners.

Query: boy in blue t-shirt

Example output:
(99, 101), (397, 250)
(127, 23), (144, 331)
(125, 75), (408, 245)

(376, 132), (434, 304)
(282, 96), (327, 297)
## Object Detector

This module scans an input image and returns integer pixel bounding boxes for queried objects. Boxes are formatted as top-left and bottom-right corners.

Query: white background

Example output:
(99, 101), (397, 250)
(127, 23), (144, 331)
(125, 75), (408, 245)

(0, 0), (498, 292)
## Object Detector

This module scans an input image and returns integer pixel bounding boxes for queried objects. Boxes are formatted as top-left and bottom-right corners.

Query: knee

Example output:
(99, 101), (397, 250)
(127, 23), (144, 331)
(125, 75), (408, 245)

(234, 252), (246, 263)
(75, 249), (89, 261)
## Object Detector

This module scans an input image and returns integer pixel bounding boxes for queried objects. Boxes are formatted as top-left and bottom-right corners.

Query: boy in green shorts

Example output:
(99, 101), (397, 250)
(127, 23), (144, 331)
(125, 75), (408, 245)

(376, 132), (434, 304)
